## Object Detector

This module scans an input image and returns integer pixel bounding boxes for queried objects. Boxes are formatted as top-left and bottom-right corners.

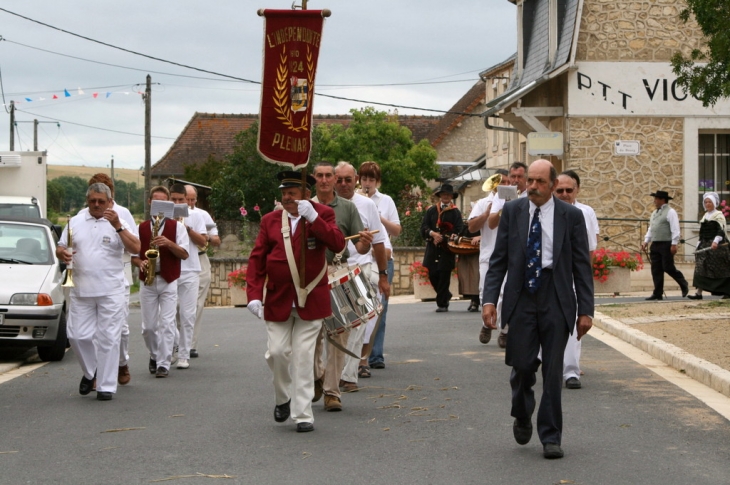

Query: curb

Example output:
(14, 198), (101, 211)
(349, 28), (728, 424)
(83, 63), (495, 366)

(0, 362), (22, 375)
(594, 311), (730, 398)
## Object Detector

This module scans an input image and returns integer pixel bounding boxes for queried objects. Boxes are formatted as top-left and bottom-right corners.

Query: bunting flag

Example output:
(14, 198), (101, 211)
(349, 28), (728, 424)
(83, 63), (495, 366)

(77, 87), (84, 95)
(257, 9), (327, 168)
(64, 89), (70, 97)
(9, 88), (139, 105)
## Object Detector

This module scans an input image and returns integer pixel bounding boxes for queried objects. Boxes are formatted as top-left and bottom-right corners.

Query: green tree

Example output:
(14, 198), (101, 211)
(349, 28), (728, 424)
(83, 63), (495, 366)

(53, 176), (88, 213)
(47, 179), (65, 213)
(183, 155), (227, 188)
(313, 107), (438, 204)
(671, 0), (730, 106)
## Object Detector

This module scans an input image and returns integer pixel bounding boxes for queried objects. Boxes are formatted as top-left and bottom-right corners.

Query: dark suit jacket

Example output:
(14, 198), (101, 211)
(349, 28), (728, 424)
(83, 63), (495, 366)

(246, 202), (345, 322)
(483, 196), (594, 333)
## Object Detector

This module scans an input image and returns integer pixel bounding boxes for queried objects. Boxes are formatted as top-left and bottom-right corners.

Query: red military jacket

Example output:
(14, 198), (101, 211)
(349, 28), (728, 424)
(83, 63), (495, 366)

(246, 202), (345, 322)
(138, 219), (181, 283)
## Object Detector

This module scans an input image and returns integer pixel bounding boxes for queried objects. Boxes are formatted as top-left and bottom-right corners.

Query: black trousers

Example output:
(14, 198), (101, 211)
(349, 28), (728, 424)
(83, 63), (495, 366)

(505, 270), (570, 446)
(649, 241), (688, 297)
(428, 267), (453, 308)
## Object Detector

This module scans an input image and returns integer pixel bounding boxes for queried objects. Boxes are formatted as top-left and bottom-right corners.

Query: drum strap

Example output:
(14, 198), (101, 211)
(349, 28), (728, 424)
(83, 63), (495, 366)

(281, 209), (327, 307)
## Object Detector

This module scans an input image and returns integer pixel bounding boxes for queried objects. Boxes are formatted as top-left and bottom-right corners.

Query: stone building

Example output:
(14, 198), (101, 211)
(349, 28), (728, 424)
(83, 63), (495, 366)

(484, 0), (730, 255)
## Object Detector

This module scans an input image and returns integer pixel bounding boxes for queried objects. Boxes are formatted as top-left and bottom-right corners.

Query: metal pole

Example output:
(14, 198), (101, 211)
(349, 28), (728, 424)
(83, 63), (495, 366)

(144, 74), (152, 220)
(9, 101), (14, 151)
(111, 155), (115, 182)
(33, 119), (38, 151)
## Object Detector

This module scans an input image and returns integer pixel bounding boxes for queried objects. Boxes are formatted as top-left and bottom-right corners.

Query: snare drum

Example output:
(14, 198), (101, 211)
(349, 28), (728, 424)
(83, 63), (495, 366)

(324, 265), (382, 339)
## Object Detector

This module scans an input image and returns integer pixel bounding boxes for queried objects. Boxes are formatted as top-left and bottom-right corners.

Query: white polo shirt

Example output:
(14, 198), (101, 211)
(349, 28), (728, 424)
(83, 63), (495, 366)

(469, 192), (497, 264)
(345, 193), (387, 267)
(369, 189), (399, 254)
(192, 206), (219, 238)
(59, 212), (133, 298)
(181, 211), (206, 273)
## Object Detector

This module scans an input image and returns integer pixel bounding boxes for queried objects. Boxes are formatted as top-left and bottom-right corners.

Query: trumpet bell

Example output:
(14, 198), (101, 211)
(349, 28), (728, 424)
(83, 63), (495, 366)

(61, 269), (75, 288)
(482, 173), (502, 193)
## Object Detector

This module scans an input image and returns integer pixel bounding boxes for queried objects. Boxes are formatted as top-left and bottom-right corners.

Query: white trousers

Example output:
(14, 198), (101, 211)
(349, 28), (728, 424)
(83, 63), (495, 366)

(265, 309), (321, 424)
(174, 271), (199, 360)
(119, 263), (133, 366)
(192, 253), (211, 350)
(140, 277), (178, 370)
(563, 330), (582, 381)
(67, 293), (125, 393)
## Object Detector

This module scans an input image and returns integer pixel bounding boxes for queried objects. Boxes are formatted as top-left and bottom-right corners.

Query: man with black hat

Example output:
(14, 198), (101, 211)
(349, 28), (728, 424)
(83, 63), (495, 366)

(420, 183), (464, 312)
(246, 170), (345, 433)
(641, 190), (689, 300)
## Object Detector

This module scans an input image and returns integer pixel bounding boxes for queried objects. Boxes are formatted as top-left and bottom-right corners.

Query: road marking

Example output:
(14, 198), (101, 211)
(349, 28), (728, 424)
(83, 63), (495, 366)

(0, 361), (48, 385)
(590, 327), (730, 422)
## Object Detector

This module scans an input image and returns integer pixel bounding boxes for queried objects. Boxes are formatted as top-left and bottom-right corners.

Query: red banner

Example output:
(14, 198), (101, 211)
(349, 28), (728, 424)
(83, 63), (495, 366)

(257, 9), (326, 168)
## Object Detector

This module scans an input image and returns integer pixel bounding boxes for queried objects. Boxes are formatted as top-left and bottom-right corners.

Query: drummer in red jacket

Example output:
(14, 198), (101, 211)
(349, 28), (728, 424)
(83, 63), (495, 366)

(246, 170), (346, 433)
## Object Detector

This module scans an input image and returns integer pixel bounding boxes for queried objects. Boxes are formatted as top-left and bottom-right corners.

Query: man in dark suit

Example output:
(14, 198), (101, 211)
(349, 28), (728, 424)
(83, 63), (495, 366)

(482, 159), (594, 459)
(246, 171), (346, 433)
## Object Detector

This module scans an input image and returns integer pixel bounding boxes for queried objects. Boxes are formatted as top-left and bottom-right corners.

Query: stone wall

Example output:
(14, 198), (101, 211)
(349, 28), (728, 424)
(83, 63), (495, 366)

(434, 113), (487, 163)
(576, 0), (704, 62)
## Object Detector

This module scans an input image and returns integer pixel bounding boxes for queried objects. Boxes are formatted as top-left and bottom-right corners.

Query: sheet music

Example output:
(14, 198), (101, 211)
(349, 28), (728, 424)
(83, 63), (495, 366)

(150, 200), (175, 219)
(173, 204), (190, 219)
(497, 185), (518, 201)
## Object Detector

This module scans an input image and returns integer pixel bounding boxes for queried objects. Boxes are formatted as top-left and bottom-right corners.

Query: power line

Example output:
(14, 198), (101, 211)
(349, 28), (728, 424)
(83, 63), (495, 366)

(0, 8), (483, 117)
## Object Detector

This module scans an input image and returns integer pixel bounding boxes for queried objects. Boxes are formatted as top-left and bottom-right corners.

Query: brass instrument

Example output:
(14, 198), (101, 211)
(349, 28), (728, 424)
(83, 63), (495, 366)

(481, 173), (502, 193)
(61, 216), (75, 288)
(144, 212), (163, 286)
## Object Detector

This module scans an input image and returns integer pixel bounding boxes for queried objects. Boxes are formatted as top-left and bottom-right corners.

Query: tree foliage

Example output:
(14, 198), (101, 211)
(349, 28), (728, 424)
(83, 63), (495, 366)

(47, 176), (145, 215)
(183, 155), (227, 188)
(671, 0), (730, 107)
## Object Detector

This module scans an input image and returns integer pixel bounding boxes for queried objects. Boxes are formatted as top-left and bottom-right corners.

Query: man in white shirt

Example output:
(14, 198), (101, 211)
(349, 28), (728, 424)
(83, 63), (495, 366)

(57, 183), (140, 401)
(132, 186), (190, 378)
(170, 184), (208, 369)
(333, 162), (390, 394)
(641, 190), (689, 300)
(185, 185), (222, 359)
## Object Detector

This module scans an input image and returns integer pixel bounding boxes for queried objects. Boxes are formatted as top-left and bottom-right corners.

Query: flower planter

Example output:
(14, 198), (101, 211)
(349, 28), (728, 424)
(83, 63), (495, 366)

(230, 286), (248, 306)
(593, 266), (631, 295)
(412, 275), (459, 301)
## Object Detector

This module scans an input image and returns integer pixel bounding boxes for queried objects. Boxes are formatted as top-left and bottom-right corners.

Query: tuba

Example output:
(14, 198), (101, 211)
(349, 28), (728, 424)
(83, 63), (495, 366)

(144, 213), (163, 286)
(481, 173), (502, 193)
(61, 216), (75, 288)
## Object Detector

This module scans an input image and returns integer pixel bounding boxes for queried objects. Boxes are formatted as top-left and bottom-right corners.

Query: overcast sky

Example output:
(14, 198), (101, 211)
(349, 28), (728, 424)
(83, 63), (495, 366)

(0, 1), (516, 170)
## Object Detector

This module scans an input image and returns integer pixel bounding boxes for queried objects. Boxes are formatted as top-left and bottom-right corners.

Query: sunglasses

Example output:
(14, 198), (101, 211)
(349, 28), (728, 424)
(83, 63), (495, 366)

(336, 177), (354, 184)
(555, 188), (574, 194)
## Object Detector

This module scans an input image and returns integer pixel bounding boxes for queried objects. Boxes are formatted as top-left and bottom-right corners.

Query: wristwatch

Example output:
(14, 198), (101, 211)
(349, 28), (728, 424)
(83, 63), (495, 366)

(378, 269), (388, 276)
(116, 227), (125, 233)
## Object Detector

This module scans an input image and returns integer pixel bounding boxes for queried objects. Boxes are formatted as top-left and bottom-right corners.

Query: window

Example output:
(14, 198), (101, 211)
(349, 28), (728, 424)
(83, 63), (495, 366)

(698, 133), (730, 218)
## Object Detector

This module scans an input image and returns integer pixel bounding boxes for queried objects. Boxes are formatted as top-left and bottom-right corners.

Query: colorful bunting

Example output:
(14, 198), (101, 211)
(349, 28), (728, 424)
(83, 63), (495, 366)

(64, 89), (70, 97)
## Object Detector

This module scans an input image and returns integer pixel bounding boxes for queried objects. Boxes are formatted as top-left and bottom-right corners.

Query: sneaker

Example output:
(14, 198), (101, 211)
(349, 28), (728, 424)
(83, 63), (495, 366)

(324, 395), (342, 412)
(339, 379), (359, 393)
(155, 367), (169, 378)
(171, 346), (179, 365)
(479, 326), (492, 344)
(177, 359), (190, 369)
(497, 332), (508, 349)
(118, 365), (131, 385)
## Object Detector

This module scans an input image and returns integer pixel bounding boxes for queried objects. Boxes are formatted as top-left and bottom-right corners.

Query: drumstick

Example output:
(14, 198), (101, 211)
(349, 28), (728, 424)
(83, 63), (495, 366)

(345, 230), (380, 241)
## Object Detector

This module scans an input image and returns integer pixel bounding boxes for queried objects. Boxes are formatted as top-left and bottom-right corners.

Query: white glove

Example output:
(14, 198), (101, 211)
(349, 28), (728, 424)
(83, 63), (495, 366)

(296, 200), (318, 223)
(247, 299), (263, 319)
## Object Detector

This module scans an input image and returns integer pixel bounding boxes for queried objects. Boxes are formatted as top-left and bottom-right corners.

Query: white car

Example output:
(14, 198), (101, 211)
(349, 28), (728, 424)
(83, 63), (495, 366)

(0, 217), (67, 361)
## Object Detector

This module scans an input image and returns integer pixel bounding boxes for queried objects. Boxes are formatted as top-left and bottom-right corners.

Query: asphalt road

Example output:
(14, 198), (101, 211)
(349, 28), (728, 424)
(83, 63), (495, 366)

(1, 300), (729, 485)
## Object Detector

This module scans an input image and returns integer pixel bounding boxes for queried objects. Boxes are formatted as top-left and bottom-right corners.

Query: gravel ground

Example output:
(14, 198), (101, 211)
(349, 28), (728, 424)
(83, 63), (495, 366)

(597, 299), (730, 372)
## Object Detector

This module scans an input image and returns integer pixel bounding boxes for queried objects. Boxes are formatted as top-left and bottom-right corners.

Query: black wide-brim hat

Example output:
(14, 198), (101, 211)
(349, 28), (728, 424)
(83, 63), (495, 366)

(277, 170), (316, 189)
(434, 183), (458, 199)
(649, 190), (673, 201)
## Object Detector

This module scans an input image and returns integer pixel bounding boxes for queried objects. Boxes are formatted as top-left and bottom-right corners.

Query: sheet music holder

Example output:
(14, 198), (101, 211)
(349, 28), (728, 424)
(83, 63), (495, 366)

(173, 204), (190, 219)
(497, 185), (518, 201)
(150, 200), (175, 219)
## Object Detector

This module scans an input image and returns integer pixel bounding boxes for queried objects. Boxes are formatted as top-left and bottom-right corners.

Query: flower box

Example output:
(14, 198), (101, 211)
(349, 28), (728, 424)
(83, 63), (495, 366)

(593, 266), (631, 295)
(592, 248), (643, 295)
(230, 286), (248, 306)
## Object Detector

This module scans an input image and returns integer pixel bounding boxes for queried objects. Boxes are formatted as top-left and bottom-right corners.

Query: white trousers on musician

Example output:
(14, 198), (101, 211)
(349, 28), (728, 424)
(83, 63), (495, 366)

(563, 329), (582, 381)
(140, 277), (178, 370)
(175, 271), (199, 361)
(67, 292), (125, 393)
(192, 253), (211, 350)
(119, 262), (133, 366)
(265, 309), (321, 424)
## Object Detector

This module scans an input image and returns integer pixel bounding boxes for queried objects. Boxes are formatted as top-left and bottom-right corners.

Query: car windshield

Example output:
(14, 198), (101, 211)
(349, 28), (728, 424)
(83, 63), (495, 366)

(0, 204), (42, 219)
(0, 223), (53, 265)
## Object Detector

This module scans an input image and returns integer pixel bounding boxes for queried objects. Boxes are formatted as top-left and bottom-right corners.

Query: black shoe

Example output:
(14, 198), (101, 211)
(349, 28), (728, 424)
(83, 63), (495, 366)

(96, 391), (113, 401)
(370, 361), (385, 369)
(513, 418), (532, 445)
(543, 443), (564, 459)
(155, 367), (169, 378)
(296, 422), (314, 433)
(274, 400), (291, 423)
(687, 293), (702, 300)
(681, 285), (689, 298)
(645, 295), (663, 301)
(190, 349), (199, 358)
(79, 375), (95, 395)
(148, 358), (157, 374)
(467, 302), (479, 312)
(565, 377), (582, 389)
(435, 306), (449, 313)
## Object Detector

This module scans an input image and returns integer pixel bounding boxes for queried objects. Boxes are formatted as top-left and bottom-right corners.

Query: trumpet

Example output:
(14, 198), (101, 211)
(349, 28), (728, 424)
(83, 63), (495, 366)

(144, 212), (163, 286)
(61, 216), (75, 288)
(482, 173), (502, 193)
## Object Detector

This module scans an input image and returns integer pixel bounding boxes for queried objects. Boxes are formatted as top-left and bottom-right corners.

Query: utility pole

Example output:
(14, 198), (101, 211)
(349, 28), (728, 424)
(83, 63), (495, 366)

(111, 155), (115, 181)
(144, 74), (152, 220)
(9, 101), (14, 151)
(33, 119), (38, 151)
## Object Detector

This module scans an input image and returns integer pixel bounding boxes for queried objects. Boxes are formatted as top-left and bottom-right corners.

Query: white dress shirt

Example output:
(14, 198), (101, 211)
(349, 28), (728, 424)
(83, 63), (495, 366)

(643, 204), (681, 245)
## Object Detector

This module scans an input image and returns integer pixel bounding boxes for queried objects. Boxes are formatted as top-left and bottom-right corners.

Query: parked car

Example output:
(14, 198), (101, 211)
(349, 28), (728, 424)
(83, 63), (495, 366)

(0, 216), (67, 361)
(0, 196), (43, 218)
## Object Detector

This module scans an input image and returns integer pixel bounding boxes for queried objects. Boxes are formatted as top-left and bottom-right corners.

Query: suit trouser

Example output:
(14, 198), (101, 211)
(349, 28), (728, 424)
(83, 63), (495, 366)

(649, 241), (688, 297)
(506, 271), (569, 446)
(428, 267), (453, 308)
(140, 278), (178, 370)
(192, 253), (211, 350)
(265, 309), (321, 424)
(175, 271), (199, 360)
(67, 292), (125, 393)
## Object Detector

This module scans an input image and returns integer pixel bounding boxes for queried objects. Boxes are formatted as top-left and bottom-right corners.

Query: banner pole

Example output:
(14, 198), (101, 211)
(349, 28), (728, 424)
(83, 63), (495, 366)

(300, 167), (307, 291)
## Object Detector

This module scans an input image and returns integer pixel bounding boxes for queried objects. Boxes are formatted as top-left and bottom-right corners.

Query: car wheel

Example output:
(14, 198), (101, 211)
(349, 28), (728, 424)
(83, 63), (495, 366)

(37, 310), (67, 362)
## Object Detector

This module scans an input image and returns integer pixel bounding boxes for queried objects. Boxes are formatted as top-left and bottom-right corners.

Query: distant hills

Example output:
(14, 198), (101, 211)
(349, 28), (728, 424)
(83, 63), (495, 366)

(47, 165), (144, 185)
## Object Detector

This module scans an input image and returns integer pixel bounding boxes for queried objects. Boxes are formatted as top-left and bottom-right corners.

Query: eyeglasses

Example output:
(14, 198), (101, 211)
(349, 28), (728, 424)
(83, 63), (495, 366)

(555, 188), (574, 194)
(336, 177), (354, 184)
